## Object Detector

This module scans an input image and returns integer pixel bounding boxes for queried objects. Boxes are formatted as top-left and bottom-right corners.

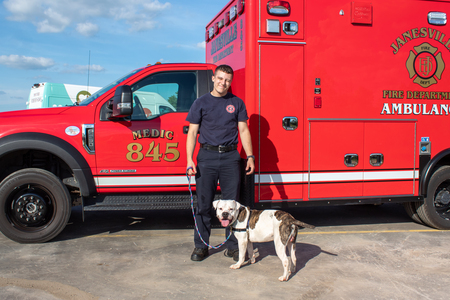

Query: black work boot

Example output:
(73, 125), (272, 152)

(191, 247), (209, 261)
(224, 248), (239, 262)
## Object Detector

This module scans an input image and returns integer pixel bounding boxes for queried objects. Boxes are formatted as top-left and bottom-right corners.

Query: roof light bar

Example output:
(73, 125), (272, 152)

(267, 1), (290, 16)
(237, 0), (245, 15)
(214, 22), (220, 35)
(230, 5), (237, 21)
(225, 11), (230, 25)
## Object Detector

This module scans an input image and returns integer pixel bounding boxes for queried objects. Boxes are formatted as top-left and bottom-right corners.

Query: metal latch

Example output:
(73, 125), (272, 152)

(282, 117), (298, 130)
(283, 21), (298, 35)
(369, 153), (384, 167)
(344, 154), (358, 167)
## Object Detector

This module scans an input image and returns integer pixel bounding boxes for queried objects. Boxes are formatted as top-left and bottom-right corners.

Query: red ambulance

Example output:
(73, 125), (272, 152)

(205, 0), (450, 230)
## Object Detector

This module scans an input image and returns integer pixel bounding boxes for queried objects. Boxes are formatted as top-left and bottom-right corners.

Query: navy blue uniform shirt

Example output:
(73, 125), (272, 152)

(186, 92), (248, 146)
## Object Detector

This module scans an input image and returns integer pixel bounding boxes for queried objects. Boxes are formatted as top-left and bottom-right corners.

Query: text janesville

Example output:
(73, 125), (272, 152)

(391, 27), (450, 54)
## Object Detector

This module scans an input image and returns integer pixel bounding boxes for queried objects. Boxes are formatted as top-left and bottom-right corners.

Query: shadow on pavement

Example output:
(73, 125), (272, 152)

(54, 203), (415, 242)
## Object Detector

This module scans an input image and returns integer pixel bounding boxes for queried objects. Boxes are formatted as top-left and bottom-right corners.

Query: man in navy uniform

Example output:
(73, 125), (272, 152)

(186, 64), (255, 261)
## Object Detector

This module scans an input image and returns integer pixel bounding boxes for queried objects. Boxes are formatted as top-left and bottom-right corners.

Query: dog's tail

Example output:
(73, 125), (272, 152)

(293, 220), (315, 229)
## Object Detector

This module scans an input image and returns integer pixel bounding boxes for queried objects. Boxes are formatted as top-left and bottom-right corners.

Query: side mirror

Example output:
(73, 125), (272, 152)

(109, 85), (132, 120)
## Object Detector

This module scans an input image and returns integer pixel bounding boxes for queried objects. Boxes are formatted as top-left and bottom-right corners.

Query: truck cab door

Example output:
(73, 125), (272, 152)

(94, 70), (211, 193)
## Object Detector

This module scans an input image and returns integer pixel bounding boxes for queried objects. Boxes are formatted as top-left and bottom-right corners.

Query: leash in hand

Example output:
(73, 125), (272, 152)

(186, 167), (231, 249)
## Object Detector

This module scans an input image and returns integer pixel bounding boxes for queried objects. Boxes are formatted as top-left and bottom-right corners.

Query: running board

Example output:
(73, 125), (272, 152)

(83, 193), (221, 211)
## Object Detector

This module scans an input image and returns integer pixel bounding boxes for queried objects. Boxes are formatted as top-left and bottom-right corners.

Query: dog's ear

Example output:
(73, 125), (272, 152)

(233, 200), (242, 210)
(212, 200), (220, 209)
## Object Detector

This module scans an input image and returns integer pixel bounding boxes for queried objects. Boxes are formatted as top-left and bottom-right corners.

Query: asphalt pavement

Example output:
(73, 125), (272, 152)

(1, 203), (450, 300)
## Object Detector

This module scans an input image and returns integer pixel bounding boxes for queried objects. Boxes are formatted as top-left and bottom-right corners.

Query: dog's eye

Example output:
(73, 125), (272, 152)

(229, 208), (233, 211)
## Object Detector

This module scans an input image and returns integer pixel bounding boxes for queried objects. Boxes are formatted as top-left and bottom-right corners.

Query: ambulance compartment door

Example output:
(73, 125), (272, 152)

(258, 43), (304, 202)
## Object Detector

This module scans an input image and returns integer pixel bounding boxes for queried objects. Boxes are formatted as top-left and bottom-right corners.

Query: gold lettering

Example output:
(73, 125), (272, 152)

(165, 131), (174, 140)
(412, 28), (419, 39)
(420, 27), (427, 38)
(143, 129), (150, 138)
(429, 28), (437, 39)
(402, 31), (412, 42)
(151, 129), (160, 138)
(132, 130), (142, 140)
(439, 32), (446, 43)
(396, 37), (406, 47)
(391, 43), (399, 54)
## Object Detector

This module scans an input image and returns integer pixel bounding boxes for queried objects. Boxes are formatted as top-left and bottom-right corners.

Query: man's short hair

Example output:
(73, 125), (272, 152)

(214, 65), (234, 77)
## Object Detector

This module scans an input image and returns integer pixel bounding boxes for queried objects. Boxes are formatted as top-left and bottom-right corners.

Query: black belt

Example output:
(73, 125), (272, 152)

(201, 144), (238, 153)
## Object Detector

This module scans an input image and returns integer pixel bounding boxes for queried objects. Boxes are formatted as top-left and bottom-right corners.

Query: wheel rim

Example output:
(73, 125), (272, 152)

(434, 181), (450, 221)
(6, 184), (55, 231)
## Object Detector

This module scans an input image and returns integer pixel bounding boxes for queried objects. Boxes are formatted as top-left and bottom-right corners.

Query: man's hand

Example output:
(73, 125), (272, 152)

(187, 163), (197, 176)
(246, 158), (255, 175)
(186, 123), (199, 176)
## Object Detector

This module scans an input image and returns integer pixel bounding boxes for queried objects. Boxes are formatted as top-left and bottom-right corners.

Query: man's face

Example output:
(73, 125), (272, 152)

(212, 70), (233, 97)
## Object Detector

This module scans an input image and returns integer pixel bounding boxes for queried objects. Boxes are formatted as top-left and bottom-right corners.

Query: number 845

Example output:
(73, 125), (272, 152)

(126, 142), (180, 162)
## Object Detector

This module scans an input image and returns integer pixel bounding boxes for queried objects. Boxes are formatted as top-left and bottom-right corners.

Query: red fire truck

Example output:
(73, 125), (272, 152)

(1, 0), (450, 243)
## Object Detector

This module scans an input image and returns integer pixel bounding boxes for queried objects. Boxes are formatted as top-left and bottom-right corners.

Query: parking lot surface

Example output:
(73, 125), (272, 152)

(1, 203), (450, 300)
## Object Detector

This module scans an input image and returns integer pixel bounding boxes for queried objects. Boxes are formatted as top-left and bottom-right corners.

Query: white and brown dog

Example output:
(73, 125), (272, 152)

(213, 199), (315, 281)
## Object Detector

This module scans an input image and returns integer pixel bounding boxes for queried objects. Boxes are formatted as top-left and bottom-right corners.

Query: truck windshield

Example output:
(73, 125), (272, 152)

(78, 68), (145, 106)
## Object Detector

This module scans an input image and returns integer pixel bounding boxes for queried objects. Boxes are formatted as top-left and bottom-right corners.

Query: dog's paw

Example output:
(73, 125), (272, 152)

(250, 257), (256, 264)
(278, 275), (289, 282)
(230, 263), (241, 269)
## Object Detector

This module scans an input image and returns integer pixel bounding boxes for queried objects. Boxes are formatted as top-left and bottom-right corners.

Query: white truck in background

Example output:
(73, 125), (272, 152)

(27, 83), (101, 109)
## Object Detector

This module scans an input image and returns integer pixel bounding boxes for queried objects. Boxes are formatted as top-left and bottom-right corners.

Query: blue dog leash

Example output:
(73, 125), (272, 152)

(186, 167), (231, 249)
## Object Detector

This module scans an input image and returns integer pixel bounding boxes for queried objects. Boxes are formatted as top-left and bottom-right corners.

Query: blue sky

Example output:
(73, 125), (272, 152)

(0, 0), (228, 112)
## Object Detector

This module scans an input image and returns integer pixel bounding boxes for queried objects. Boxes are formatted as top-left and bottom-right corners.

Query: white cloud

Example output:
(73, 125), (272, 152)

(0, 55), (55, 70)
(76, 22), (99, 37)
(197, 41), (206, 49)
(143, 1), (171, 11)
(61, 64), (105, 74)
(3, 0), (171, 35)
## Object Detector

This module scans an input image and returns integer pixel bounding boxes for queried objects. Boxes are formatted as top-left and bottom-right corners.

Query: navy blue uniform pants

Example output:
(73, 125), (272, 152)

(194, 148), (241, 250)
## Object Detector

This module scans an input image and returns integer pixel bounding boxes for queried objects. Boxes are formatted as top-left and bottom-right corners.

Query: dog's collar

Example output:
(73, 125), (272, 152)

(230, 206), (250, 232)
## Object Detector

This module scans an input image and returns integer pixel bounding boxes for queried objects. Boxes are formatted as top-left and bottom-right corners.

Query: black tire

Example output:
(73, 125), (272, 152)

(403, 202), (424, 225)
(0, 168), (71, 243)
(416, 165), (450, 229)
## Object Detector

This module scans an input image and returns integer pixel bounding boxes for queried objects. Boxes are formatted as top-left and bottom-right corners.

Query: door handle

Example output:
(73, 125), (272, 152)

(282, 117), (298, 130)
(344, 154), (358, 167)
(183, 126), (189, 134)
(369, 153), (384, 167)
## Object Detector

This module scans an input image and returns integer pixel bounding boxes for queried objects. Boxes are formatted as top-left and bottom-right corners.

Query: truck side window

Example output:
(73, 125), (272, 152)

(130, 71), (197, 120)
